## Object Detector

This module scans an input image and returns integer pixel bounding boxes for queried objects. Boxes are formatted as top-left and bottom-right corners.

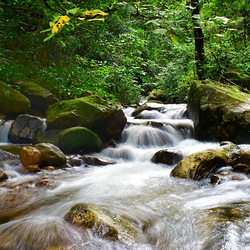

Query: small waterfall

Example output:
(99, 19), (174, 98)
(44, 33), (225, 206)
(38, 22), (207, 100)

(0, 120), (13, 143)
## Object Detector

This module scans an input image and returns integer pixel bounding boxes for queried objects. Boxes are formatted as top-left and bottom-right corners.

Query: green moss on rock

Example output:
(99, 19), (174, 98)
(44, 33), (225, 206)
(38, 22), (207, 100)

(188, 80), (250, 143)
(20, 81), (59, 112)
(0, 81), (31, 115)
(59, 127), (102, 154)
(46, 95), (126, 141)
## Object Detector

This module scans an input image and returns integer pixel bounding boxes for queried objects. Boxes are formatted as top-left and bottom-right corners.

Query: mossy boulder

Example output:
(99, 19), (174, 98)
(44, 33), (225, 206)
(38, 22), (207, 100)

(171, 143), (242, 180)
(65, 203), (137, 243)
(33, 129), (62, 146)
(34, 143), (66, 167)
(59, 127), (102, 154)
(188, 80), (250, 143)
(224, 71), (250, 90)
(20, 81), (59, 112)
(0, 81), (31, 115)
(46, 95), (126, 141)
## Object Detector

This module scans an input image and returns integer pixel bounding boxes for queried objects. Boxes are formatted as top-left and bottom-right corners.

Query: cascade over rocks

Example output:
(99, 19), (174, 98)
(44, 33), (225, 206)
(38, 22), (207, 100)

(188, 80), (250, 143)
(171, 142), (242, 180)
(8, 114), (46, 143)
(19, 81), (59, 113)
(46, 95), (127, 142)
(0, 81), (31, 115)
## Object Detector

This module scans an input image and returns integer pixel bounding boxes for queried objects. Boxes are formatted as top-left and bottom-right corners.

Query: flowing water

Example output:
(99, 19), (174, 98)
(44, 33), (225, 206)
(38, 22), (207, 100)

(0, 104), (250, 250)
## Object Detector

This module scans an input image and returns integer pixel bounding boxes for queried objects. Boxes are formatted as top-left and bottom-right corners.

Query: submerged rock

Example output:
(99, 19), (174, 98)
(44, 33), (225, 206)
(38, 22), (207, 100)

(151, 149), (182, 165)
(8, 114), (46, 143)
(0, 169), (8, 182)
(34, 143), (66, 167)
(65, 203), (137, 243)
(81, 155), (116, 166)
(171, 143), (242, 180)
(59, 127), (102, 154)
(46, 95), (126, 141)
(0, 80), (31, 115)
(188, 80), (250, 143)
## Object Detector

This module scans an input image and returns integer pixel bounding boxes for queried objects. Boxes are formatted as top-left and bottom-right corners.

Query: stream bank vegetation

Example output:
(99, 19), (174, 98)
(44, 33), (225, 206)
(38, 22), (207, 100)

(1, 0), (250, 105)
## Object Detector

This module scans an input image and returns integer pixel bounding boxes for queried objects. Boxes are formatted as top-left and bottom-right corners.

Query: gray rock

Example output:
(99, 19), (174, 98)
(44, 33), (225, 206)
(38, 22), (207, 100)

(8, 114), (46, 143)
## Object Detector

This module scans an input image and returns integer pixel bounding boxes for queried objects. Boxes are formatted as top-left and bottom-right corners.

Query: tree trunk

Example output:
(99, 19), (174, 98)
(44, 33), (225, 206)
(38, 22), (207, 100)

(191, 0), (205, 80)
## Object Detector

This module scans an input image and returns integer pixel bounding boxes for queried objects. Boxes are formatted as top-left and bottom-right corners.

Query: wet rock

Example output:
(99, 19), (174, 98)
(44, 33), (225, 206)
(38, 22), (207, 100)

(81, 155), (116, 166)
(65, 203), (118, 241)
(65, 203), (137, 242)
(8, 114), (46, 143)
(20, 146), (42, 167)
(0, 80), (31, 115)
(171, 143), (241, 180)
(34, 143), (66, 167)
(188, 80), (250, 143)
(233, 149), (250, 174)
(67, 158), (83, 167)
(151, 149), (182, 165)
(132, 103), (161, 117)
(20, 81), (59, 112)
(46, 95), (126, 141)
(0, 149), (18, 161)
(0, 169), (8, 182)
(59, 127), (102, 154)
(25, 164), (41, 173)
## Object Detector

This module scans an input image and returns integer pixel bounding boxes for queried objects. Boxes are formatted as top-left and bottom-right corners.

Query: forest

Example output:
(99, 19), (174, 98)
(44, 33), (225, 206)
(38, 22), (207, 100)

(1, 0), (250, 104)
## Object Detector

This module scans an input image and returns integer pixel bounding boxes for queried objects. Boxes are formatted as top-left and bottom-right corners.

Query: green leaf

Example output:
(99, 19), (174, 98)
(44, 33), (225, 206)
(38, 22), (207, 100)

(43, 33), (55, 42)
(66, 8), (80, 15)
(153, 28), (167, 35)
(40, 28), (51, 34)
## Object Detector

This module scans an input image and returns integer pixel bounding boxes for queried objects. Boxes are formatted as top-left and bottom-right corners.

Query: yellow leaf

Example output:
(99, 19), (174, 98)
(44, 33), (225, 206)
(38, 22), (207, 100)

(78, 17), (85, 21)
(61, 15), (70, 22)
(52, 24), (59, 33)
(82, 9), (108, 16)
(87, 18), (105, 22)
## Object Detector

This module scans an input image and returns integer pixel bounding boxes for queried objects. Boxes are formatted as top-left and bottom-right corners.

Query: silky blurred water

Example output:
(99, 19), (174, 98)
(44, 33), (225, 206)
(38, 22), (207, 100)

(0, 104), (250, 250)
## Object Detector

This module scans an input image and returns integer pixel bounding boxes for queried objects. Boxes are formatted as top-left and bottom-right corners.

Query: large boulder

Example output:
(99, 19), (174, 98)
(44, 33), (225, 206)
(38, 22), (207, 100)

(0, 81), (31, 115)
(171, 143), (242, 180)
(46, 95), (126, 141)
(34, 143), (66, 167)
(8, 114), (46, 143)
(20, 81), (59, 112)
(188, 80), (250, 143)
(59, 127), (102, 154)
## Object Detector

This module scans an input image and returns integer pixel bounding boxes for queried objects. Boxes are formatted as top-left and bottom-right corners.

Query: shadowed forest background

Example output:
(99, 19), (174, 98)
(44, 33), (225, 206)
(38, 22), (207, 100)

(1, 0), (250, 104)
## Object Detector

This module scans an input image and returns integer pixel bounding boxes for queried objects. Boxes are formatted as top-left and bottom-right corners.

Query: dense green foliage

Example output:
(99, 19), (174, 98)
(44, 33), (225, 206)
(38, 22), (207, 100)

(0, 0), (250, 104)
